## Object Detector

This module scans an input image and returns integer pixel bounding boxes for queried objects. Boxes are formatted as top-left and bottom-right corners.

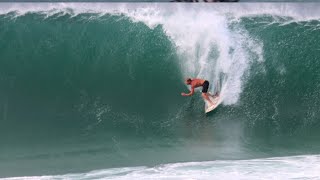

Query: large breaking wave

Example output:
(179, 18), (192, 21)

(0, 3), (320, 178)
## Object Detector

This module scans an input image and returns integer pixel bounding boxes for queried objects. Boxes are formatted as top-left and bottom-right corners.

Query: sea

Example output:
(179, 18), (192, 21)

(0, 3), (320, 179)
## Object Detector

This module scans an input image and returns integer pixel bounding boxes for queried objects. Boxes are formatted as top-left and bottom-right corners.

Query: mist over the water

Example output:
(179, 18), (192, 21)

(1, 3), (320, 178)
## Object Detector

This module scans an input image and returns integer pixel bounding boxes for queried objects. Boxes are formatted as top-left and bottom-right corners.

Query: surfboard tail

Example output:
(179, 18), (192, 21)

(204, 95), (220, 112)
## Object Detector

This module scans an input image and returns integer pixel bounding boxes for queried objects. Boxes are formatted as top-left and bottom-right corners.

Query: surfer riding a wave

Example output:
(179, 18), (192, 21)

(181, 78), (218, 107)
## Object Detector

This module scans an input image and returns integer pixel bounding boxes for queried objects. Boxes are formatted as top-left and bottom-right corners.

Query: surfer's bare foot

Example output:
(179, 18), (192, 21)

(208, 92), (218, 98)
(212, 92), (219, 98)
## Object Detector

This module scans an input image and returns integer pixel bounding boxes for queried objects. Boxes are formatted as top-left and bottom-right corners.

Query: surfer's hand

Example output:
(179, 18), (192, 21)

(181, 93), (186, 96)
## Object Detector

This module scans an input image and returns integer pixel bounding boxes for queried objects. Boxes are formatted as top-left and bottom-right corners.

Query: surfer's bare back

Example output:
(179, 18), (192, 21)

(181, 78), (216, 107)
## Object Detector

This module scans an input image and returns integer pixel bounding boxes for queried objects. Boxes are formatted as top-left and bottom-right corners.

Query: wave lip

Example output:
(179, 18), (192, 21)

(1, 3), (320, 20)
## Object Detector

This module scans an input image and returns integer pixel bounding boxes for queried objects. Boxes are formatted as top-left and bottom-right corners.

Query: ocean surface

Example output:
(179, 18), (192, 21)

(1, 3), (320, 179)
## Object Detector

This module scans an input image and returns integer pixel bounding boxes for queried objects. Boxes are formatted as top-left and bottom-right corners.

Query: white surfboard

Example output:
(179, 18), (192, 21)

(205, 95), (221, 113)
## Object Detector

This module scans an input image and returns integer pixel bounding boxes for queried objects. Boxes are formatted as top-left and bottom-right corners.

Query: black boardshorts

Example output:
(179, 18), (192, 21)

(202, 80), (209, 93)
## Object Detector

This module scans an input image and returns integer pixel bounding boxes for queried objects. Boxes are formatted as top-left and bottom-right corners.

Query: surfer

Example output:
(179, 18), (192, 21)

(181, 78), (218, 107)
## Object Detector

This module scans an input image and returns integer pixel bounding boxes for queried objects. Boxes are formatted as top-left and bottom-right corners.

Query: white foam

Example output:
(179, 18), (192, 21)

(120, 5), (264, 105)
(3, 154), (320, 180)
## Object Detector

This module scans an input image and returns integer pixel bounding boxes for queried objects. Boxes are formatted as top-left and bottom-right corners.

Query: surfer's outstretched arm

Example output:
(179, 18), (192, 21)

(181, 87), (195, 96)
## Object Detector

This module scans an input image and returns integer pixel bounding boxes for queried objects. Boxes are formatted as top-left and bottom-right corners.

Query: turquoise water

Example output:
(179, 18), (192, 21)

(0, 3), (320, 178)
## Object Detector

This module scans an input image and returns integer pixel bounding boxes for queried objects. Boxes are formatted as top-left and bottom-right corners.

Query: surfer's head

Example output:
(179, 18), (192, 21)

(185, 78), (192, 85)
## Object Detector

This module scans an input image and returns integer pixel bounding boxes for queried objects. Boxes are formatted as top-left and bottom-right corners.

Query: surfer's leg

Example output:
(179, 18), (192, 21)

(202, 81), (214, 106)
(202, 93), (214, 106)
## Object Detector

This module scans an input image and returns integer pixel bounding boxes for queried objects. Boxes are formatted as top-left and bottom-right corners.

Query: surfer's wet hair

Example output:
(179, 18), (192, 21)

(186, 78), (192, 83)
